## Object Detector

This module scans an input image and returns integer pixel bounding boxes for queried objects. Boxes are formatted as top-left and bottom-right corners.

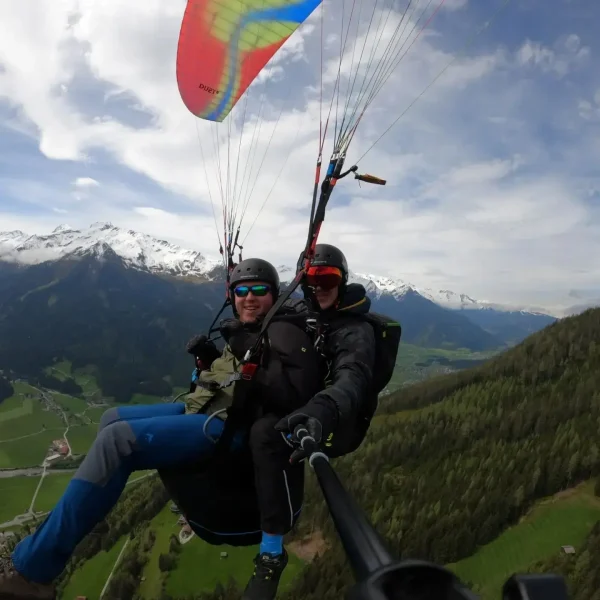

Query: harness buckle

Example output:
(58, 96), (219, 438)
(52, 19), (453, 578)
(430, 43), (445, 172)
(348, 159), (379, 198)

(241, 362), (258, 381)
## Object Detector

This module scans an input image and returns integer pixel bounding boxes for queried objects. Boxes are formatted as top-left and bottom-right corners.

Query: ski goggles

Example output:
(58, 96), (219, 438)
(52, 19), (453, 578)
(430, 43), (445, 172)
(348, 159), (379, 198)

(233, 284), (272, 298)
(305, 266), (343, 290)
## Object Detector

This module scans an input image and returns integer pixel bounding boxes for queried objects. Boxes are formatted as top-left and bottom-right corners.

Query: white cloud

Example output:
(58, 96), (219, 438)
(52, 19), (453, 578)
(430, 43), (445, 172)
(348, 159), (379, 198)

(443, 0), (469, 11)
(578, 89), (600, 120)
(516, 34), (590, 77)
(442, 158), (518, 187)
(73, 177), (99, 187)
(0, 0), (599, 311)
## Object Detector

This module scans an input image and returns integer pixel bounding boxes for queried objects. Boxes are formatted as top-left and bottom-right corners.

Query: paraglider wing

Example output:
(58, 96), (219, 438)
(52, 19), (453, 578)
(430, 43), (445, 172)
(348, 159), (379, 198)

(177, 0), (322, 122)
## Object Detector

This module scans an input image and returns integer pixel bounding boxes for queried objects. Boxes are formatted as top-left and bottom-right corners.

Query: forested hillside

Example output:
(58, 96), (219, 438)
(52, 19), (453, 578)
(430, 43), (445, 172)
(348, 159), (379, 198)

(0, 252), (221, 401)
(108, 306), (600, 600)
(281, 307), (600, 599)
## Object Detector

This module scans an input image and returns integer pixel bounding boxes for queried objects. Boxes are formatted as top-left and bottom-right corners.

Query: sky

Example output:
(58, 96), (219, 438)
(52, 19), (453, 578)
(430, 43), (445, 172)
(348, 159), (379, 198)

(0, 0), (599, 314)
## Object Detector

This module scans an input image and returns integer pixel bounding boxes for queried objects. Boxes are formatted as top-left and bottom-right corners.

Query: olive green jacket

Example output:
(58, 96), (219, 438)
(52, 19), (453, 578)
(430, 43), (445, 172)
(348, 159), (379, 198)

(184, 344), (240, 420)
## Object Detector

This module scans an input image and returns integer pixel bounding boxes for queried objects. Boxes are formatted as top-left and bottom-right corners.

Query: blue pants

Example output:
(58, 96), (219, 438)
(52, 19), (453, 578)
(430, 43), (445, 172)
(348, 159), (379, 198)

(12, 402), (239, 584)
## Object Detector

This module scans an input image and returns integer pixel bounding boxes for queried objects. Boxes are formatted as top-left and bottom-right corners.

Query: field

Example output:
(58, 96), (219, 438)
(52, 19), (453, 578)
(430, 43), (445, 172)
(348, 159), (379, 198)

(0, 363), (170, 471)
(0, 476), (41, 523)
(32, 472), (75, 513)
(0, 472), (80, 523)
(0, 396), (34, 422)
(0, 383), (64, 439)
(0, 430), (64, 469)
(45, 361), (70, 382)
(45, 360), (104, 400)
(66, 424), (99, 455)
(0, 469), (155, 530)
(135, 503), (305, 598)
(0, 383), (65, 468)
(0, 409), (64, 443)
(447, 481), (600, 598)
(59, 535), (128, 600)
(0, 363), (188, 540)
(164, 529), (304, 597)
(0, 473), (74, 526)
(53, 393), (89, 415)
(57, 499), (305, 600)
(385, 343), (497, 392)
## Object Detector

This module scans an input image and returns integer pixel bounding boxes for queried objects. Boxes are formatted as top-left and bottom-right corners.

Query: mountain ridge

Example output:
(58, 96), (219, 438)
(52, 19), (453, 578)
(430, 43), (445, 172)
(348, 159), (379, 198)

(287, 305), (600, 600)
(0, 244), (504, 402)
(0, 222), (222, 280)
(0, 222), (557, 318)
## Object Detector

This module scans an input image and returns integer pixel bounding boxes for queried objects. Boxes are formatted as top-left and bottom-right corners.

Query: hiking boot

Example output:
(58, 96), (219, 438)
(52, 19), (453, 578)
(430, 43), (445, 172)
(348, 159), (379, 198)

(0, 556), (55, 600)
(242, 548), (288, 600)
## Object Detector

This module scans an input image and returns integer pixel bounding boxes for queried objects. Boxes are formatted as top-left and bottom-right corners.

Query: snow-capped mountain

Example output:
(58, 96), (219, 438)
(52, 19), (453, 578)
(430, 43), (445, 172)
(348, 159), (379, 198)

(347, 271), (553, 315)
(344, 271), (557, 344)
(279, 269), (487, 310)
(350, 272), (484, 308)
(0, 222), (556, 321)
(278, 268), (480, 310)
(274, 265), (557, 344)
(279, 268), (550, 316)
(0, 222), (221, 279)
(0, 222), (560, 349)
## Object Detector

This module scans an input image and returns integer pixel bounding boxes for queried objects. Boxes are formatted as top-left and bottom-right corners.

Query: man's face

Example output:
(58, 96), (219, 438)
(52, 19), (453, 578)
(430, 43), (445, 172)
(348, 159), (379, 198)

(306, 266), (343, 311)
(232, 280), (274, 323)
(314, 285), (339, 310)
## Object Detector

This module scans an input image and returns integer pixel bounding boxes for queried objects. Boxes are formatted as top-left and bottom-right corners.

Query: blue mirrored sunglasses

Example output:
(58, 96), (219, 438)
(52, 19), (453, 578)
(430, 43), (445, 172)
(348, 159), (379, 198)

(233, 284), (271, 298)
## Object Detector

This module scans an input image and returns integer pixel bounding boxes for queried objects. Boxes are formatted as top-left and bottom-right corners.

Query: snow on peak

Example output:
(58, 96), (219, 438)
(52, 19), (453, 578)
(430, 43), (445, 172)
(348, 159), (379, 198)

(0, 222), (221, 279)
(418, 288), (481, 309)
(52, 224), (76, 234)
(0, 230), (29, 249)
(280, 268), (487, 308)
(349, 272), (485, 308)
(350, 272), (414, 300)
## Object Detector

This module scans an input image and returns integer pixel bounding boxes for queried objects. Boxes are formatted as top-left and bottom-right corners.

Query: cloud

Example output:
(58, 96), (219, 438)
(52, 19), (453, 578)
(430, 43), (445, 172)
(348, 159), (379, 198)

(0, 0), (599, 312)
(443, 0), (469, 11)
(73, 176), (99, 187)
(516, 34), (590, 77)
(578, 89), (600, 120)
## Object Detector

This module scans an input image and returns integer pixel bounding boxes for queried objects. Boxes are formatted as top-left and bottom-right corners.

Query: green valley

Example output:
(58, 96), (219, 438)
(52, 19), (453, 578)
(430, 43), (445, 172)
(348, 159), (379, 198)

(2, 308), (599, 600)
(384, 342), (498, 393)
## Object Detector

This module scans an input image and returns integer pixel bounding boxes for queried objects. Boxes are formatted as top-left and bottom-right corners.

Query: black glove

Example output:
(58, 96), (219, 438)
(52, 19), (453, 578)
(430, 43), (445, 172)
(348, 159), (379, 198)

(219, 318), (261, 361)
(185, 334), (221, 369)
(275, 401), (337, 464)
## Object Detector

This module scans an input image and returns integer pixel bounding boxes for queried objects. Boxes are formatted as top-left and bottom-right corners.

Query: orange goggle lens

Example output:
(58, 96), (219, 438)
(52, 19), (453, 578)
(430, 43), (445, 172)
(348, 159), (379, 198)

(306, 266), (343, 289)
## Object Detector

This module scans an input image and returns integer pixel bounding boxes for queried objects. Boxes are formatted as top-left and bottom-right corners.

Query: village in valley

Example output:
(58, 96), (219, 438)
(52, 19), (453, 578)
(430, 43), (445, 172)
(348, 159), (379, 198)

(0, 364), (193, 555)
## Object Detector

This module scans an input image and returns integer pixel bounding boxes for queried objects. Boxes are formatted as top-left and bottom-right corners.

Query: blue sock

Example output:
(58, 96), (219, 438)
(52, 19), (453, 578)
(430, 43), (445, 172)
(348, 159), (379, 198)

(260, 532), (283, 556)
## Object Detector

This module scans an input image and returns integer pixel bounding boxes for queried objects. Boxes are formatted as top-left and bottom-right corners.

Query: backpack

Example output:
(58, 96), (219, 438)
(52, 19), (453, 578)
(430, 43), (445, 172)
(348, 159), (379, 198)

(362, 312), (402, 394)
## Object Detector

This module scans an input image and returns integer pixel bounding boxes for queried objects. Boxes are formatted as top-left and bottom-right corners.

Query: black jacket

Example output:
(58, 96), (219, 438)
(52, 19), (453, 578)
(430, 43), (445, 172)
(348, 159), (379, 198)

(309, 284), (377, 455)
(221, 313), (322, 419)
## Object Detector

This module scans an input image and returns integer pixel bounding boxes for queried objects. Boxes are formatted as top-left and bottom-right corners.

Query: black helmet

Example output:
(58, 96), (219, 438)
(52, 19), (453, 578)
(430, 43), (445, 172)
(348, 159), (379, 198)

(229, 258), (280, 295)
(312, 244), (349, 285)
